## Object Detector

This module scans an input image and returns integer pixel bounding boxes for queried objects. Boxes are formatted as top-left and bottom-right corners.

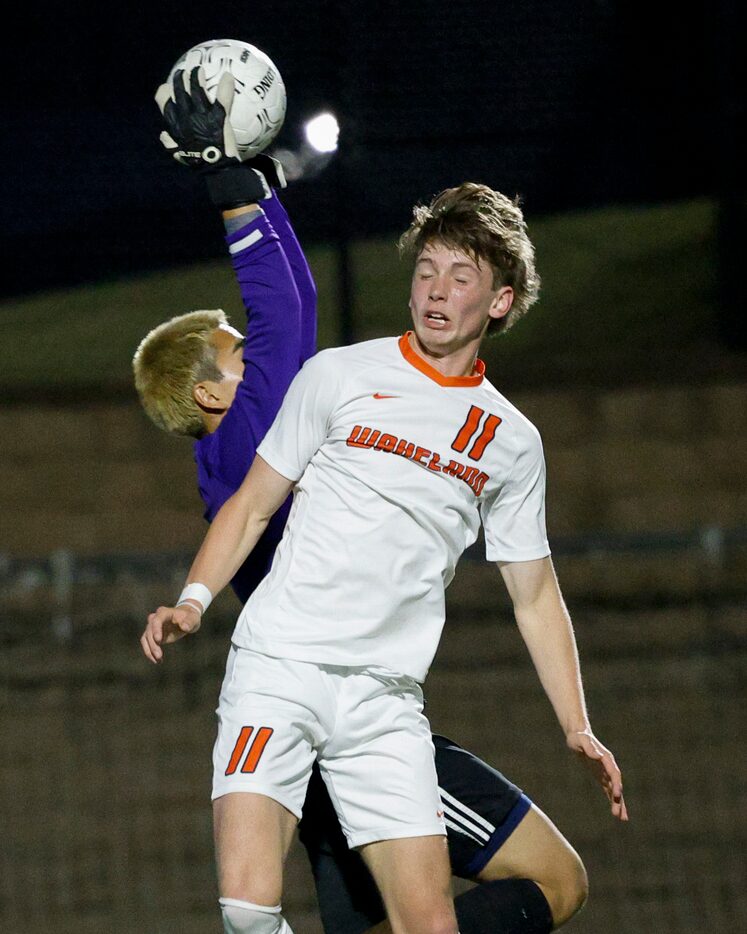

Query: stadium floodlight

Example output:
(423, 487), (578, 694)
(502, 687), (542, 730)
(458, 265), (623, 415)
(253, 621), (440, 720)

(304, 112), (339, 153)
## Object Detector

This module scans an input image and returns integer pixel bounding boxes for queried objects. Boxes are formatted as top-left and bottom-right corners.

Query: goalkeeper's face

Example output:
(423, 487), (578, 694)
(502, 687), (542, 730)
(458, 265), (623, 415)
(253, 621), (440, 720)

(195, 324), (246, 421)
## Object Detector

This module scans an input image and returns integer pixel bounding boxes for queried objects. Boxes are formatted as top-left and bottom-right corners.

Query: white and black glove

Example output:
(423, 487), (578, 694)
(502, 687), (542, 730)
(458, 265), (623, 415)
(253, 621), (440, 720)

(154, 66), (286, 209)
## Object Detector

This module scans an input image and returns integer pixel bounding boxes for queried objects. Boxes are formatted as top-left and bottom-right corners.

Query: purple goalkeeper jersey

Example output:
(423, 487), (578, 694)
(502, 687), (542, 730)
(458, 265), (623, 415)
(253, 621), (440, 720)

(194, 193), (317, 604)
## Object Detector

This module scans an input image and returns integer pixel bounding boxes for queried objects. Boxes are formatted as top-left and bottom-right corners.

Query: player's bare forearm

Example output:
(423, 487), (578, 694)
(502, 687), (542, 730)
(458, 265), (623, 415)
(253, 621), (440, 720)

(498, 556), (628, 820)
(499, 557), (589, 734)
(141, 456), (293, 664)
(187, 454), (294, 596)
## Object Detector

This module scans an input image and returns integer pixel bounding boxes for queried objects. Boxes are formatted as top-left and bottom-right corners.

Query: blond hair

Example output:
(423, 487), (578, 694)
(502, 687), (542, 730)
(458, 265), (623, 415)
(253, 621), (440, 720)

(398, 182), (540, 334)
(132, 309), (228, 438)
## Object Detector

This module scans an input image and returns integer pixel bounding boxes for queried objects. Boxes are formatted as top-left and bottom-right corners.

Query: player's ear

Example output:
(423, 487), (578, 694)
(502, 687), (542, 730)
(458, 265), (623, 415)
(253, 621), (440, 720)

(193, 380), (229, 412)
(489, 286), (514, 321)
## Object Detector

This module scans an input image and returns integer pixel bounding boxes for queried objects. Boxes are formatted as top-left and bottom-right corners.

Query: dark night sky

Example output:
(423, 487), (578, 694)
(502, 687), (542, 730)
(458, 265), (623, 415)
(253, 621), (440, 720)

(2, 0), (742, 299)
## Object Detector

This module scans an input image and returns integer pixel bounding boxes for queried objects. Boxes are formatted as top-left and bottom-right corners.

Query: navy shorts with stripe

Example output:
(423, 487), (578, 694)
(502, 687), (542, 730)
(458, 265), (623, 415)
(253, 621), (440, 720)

(298, 733), (532, 934)
(434, 734), (532, 876)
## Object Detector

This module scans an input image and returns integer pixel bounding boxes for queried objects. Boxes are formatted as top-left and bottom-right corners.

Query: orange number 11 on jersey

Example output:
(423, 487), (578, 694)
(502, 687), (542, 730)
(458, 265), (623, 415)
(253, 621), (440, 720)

(451, 406), (502, 461)
(225, 726), (274, 775)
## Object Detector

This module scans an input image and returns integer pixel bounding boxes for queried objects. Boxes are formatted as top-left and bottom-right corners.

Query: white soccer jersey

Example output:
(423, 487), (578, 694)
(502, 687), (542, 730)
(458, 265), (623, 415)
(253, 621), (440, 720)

(234, 333), (550, 681)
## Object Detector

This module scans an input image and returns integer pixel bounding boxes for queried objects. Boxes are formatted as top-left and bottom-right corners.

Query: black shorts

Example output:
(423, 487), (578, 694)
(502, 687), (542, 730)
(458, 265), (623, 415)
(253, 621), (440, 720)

(298, 733), (532, 934)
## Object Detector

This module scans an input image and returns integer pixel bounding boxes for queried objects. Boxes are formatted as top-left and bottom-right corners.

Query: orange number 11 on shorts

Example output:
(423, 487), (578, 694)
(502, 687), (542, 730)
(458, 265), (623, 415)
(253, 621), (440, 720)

(225, 726), (274, 775)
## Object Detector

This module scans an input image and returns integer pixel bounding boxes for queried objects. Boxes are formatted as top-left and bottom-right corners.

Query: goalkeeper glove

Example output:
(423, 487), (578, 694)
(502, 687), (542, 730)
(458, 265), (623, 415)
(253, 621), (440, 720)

(154, 66), (286, 209)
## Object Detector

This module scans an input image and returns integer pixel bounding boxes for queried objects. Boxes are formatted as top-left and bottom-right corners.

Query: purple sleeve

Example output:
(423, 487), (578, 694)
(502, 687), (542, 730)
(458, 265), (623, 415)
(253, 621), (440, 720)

(194, 194), (316, 606)
(262, 193), (318, 365)
(195, 205), (304, 507)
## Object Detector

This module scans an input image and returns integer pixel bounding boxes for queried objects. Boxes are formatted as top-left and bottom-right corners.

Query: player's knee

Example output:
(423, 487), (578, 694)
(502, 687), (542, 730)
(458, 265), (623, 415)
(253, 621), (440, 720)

(547, 848), (588, 927)
(433, 915), (460, 934)
(219, 897), (295, 934)
(429, 912), (460, 934)
(413, 912), (458, 934)
(399, 901), (459, 934)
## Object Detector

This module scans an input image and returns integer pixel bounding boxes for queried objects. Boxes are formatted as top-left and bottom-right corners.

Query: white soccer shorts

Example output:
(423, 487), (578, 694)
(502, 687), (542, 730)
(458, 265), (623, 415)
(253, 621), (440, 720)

(212, 645), (446, 848)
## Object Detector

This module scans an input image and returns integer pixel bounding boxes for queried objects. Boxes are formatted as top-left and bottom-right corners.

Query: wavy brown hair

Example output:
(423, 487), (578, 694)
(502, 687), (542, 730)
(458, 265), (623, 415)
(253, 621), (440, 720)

(398, 182), (540, 334)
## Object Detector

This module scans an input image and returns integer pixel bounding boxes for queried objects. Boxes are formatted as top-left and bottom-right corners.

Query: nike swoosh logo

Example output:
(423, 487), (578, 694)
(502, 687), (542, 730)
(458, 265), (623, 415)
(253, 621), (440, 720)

(373, 392), (400, 399)
(436, 810), (444, 818)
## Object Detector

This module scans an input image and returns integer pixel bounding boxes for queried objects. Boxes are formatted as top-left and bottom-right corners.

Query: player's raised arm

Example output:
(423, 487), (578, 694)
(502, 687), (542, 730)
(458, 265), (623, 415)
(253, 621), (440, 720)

(147, 63), (311, 515)
(260, 191), (318, 366)
(140, 454), (294, 663)
(498, 556), (628, 822)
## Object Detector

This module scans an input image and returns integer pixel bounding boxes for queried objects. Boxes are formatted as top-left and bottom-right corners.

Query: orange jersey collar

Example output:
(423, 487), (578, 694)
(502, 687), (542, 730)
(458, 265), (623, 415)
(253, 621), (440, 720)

(398, 332), (485, 387)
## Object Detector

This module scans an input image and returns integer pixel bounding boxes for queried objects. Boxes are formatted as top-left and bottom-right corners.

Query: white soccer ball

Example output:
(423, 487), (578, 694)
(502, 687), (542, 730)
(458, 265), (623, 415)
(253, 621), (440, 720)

(167, 39), (286, 160)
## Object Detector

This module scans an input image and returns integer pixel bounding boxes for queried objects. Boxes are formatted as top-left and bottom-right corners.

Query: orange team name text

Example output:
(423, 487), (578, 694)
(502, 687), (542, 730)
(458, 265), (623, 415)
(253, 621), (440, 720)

(345, 424), (489, 497)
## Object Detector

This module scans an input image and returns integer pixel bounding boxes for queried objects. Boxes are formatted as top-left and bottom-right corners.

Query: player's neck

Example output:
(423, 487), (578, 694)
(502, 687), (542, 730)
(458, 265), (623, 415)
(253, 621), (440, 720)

(407, 331), (481, 379)
(202, 410), (227, 435)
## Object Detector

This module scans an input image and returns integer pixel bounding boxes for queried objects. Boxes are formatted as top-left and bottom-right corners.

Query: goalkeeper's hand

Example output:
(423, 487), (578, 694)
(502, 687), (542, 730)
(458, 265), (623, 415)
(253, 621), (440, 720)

(154, 66), (286, 209)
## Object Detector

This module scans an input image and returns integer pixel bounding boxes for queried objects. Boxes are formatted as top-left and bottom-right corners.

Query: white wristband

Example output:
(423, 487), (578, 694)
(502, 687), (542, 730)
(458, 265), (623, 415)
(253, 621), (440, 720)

(176, 582), (213, 614)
